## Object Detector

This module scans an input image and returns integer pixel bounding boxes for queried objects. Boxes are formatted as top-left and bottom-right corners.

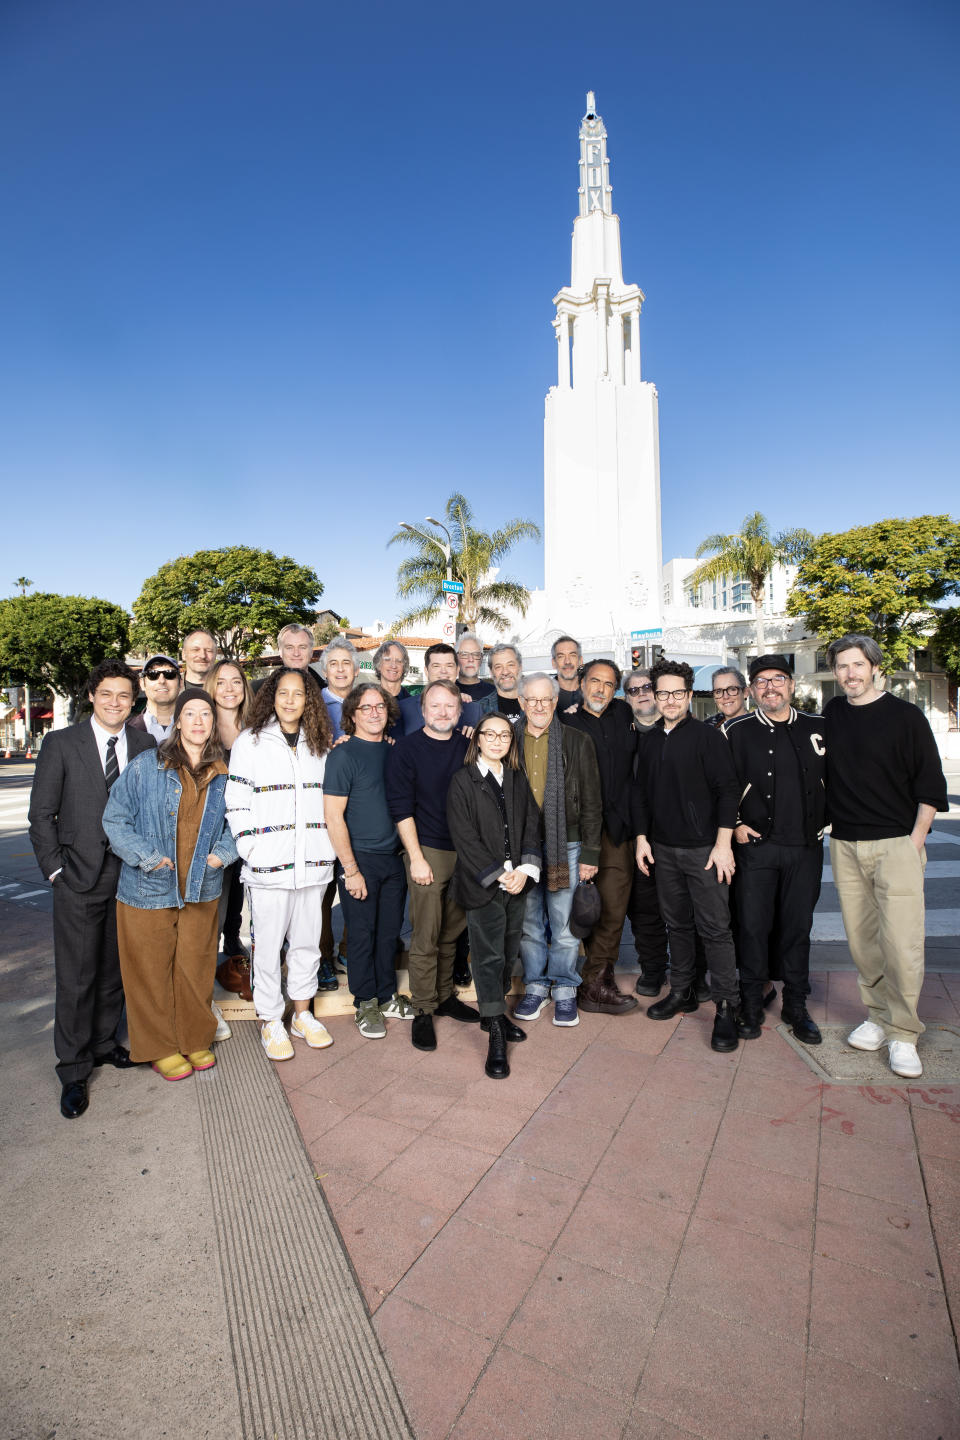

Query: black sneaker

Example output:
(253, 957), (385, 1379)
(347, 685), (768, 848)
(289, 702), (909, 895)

(317, 958), (339, 992)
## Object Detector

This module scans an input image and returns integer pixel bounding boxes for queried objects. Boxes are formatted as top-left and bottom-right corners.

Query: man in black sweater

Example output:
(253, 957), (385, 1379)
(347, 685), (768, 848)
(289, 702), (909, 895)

(824, 634), (947, 1079)
(725, 655), (826, 1046)
(561, 659), (640, 1014)
(635, 659), (741, 1051)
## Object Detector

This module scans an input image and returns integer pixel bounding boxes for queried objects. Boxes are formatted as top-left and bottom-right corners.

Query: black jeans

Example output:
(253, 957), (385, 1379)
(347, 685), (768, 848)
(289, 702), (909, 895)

(465, 887), (525, 1018)
(627, 862), (668, 981)
(653, 843), (738, 1005)
(735, 841), (822, 1011)
(337, 850), (406, 1007)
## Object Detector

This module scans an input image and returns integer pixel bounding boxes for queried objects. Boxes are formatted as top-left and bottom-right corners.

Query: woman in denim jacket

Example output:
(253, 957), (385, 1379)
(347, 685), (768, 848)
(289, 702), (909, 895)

(103, 689), (237, 1081)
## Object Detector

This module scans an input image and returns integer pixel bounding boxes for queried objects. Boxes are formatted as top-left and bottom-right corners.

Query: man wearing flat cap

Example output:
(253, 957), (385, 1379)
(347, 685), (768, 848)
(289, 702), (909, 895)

(724, 655), (826, 1045)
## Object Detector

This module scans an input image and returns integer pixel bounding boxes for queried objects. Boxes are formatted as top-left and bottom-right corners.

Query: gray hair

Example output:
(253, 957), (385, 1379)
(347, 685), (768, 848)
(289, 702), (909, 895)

(277, 623), (313, 646)
(827, 633), (884, 670)
(712, 666), (747, 690)
(627, 667), (652, 684)
(455, 631), (483, 656)
(319, 636), (359, 676)
(372, 639), (409, 677)
(550, 634), (582, 663)
(519, 671), (559, 699)
(489, 642), (522, 668)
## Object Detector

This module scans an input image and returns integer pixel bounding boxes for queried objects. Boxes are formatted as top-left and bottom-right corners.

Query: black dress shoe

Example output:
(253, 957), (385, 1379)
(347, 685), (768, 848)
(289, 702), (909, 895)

(484, 1016), (510, 1079)
(711, 1000), (739, 1052)
(634, 974), (665, 997)
(782, 1005), (822, 1045)
(647, 986), (699, 1021)
(763, 985), (777, 1009)
(411, 1012), (437, 1051)
(735, 1006), (764, 1041)
(60, 1080), (89, 1119)
(481, 1015), (527, 1042)
(434, 994), (481, 1023)
(93, 1045), (134, 1069)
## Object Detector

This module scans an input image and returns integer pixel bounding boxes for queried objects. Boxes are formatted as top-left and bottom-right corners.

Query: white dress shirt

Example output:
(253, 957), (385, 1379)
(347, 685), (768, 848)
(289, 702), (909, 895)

(90, 716), (130, 776)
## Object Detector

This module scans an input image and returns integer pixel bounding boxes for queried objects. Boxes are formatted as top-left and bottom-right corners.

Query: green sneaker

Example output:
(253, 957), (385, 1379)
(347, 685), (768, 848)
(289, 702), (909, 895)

(381, 992), (414, 1020)
(355, 999), (386, 1039)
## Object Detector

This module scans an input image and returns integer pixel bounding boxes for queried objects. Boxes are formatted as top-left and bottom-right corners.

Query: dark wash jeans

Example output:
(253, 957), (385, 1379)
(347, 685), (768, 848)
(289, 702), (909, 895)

(337, 849), (406, 1007)
(735, 840), (822, 1010)
(652, 843), (738, 1005)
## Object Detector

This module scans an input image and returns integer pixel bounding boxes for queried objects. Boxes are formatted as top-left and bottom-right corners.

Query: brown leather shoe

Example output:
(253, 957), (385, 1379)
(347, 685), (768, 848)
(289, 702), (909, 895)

(216, 954), (253, 1002)
(578, 965), (639, 1015)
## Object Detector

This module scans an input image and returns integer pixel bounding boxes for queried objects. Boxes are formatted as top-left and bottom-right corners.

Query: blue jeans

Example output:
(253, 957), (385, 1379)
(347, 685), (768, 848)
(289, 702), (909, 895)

(519, 841), (581, 1001)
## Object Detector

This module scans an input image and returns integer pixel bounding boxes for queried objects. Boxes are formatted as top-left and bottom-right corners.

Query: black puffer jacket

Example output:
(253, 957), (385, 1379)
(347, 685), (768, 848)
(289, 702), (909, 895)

(446, 764), (542, 911)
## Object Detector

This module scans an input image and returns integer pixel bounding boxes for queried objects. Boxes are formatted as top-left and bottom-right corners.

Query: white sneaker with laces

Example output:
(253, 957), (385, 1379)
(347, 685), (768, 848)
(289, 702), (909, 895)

(211, 1002), (231, 1042)
(260, 1018), (294, 1061)
(847, 1020), (886, 1051)
(888, 1040), (922, 1078)
(381, 992), (414, 1020)
(290, 1010), (334, 1049)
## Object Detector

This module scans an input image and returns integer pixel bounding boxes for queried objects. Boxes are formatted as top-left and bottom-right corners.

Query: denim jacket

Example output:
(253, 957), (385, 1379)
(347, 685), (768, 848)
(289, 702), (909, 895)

(102, 749), (238, 910)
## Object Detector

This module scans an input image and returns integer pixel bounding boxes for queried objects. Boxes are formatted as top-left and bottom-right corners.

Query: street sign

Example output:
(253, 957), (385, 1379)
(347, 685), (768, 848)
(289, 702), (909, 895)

(441, 619), (455, 637)
(445, 593), (460, 611)
(441, 579), (464, 594)
(630, 628), (662, 639)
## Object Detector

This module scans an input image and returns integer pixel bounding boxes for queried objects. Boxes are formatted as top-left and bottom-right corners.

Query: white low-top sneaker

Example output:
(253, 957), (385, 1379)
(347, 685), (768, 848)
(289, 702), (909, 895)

(888, 1040), (922, 1078)
(260, 1018), (294, 1062)
(290, 1010), (334, 1049)
(211, 1001), (231, 1042)
(847, 1020), (887, 1051)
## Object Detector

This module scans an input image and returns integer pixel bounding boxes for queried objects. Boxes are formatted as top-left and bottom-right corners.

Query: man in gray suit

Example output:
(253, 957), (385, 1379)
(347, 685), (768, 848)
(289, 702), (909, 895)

(29, 658), (156, 1118)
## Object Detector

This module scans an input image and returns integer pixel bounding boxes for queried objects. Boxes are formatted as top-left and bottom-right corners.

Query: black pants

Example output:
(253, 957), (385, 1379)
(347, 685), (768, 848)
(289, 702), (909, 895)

(653, 843), (738, 1005)
(735, 841), (822, 1011)
(466, 888), (525, 1018)
(627, 863), (668, 981)
(337, 850), (406, 1007)
(220, 860), (245, 945)
(52, 857), (124, 1084)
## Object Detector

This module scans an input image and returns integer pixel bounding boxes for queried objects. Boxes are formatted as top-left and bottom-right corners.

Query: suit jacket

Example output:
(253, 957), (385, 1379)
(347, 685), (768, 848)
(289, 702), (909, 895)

(29, 721), (157, 893)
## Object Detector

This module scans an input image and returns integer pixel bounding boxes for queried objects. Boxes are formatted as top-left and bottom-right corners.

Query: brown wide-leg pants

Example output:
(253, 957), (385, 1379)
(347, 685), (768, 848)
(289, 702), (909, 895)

(116, 899), (219, 1062)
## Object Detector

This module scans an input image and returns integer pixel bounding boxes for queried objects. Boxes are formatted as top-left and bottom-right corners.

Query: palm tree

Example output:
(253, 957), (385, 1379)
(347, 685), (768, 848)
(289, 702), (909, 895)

(687, 512), (813, 653)
(388, 493), (541, 634)
(13, 577), (32, 596)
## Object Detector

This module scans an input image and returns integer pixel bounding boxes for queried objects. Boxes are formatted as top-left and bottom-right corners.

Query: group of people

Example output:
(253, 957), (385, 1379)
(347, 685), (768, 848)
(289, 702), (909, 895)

(28, 622), (947, 1120)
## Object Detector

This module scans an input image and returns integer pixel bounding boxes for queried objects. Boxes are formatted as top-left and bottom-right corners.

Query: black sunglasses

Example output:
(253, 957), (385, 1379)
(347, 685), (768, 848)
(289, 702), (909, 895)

(144, 668), (179, 681)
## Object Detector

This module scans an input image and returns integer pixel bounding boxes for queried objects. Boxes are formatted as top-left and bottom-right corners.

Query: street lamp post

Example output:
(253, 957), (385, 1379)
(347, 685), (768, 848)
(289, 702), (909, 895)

(398, 518), (461, 639)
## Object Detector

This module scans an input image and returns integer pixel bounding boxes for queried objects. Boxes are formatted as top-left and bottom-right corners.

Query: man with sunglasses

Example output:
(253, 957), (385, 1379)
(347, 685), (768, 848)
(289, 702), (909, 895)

(129, 654), (181, 742)
(624, 669), (670, 996)
(705, 668), (749, 728)
(724, 656), (826, 1045)
(635, 659), (742, 1050)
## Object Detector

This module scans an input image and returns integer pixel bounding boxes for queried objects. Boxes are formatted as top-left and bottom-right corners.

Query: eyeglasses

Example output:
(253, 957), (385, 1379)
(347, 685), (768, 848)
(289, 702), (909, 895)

(625, 685), (653, 696)
(479, 730), (512, 743)
(357, 703), (387, 714)
(654, 689), (690, 702)
(525, 697), (555, 708)
(713, 686), (744, 699)
(144, 669), (179, 681)
(754, 676), (789, 689)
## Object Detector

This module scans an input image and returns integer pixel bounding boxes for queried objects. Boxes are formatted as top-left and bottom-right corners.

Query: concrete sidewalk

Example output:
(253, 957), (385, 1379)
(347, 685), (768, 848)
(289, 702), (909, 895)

(2, 894), (959, 1439)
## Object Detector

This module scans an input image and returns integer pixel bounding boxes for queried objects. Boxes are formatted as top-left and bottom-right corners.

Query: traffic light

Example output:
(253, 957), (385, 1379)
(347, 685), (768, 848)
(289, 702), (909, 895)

(630, 647), (642, 668)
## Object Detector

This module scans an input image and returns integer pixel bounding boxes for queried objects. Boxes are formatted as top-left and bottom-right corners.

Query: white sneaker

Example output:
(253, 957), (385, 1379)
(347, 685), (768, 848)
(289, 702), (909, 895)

(211, 1002), (231, 1042)
(888, 1040), (922, 1078)
(290, 1010), (334, 1049)
(381, 992), (414, 1020)
(847, 1020), (887, 1051)
(260, 1018), (294, 1061)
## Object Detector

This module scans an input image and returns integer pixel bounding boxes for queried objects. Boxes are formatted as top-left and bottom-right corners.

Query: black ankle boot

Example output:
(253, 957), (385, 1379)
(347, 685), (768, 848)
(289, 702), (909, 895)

(711, 1000), (739, 1052)
(647, 986), (699, 1021)
(484, 1015), (510, 1079)
(736, 1004), (763, 1040)
(481, 1015), (527, 1042)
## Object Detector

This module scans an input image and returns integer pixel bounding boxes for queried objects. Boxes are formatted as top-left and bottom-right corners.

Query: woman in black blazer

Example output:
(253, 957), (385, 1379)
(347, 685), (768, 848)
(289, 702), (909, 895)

(446, 714), (542, 1079)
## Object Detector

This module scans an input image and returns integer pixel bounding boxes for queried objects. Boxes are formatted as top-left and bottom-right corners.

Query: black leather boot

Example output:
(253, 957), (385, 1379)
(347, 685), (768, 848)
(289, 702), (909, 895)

(711, 1000), (739, 1052)
(781, 1004), (822, 1045)
(736, 1004), (764, 1040)
(481, 1015), (527, 1042)
(634, 971), (666, 997)
(647, 985), (699, 1021)
(484, 1015), (510, 1079)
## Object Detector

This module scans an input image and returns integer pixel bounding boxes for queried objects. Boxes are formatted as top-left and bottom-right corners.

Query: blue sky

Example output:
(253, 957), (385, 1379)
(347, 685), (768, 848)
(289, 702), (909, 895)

(1, 0), (957, 629)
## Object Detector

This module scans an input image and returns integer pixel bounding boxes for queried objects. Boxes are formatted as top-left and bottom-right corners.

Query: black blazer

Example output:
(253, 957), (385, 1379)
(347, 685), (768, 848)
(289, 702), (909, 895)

(29, 721), (157, 893)
(446, 764), (542, 911)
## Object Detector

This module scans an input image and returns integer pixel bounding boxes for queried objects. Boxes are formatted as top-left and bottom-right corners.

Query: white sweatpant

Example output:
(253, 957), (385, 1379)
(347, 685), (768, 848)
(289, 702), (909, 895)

(248, 884), (327, 1022)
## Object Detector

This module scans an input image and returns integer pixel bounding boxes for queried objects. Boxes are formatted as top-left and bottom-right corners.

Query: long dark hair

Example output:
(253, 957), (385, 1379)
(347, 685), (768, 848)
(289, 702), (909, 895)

(248, 667), (332, 756)
(464, 713), (520, 770)
(158, 690), (226, 781)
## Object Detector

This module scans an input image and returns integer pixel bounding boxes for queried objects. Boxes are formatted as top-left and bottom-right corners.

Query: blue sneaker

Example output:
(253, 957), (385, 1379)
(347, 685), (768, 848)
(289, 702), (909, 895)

(513, 993), (549, 1022)
(552, 996), (580, 1027)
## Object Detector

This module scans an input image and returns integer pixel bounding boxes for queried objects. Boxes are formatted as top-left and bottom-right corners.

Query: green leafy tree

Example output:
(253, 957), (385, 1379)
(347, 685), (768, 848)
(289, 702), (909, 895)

(687, 511), (814, 654)
(787, 515), (960, 669)
(0, 593), (130, 716)
(388, 493), (541, 634)
(933, 604), (960, 680)
(131, 546), (323, 661)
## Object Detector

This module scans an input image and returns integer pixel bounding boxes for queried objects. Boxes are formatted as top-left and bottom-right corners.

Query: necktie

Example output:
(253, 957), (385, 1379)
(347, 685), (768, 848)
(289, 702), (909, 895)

(105, 735), (120, 789)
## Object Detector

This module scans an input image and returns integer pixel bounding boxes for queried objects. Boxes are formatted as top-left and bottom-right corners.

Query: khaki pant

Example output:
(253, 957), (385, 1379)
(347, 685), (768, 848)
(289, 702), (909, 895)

(831, 835), (927, 1043)
(583, 830), (635, 984)
(117, 899), (219, 1062)
(403, 847), (465, 1013)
